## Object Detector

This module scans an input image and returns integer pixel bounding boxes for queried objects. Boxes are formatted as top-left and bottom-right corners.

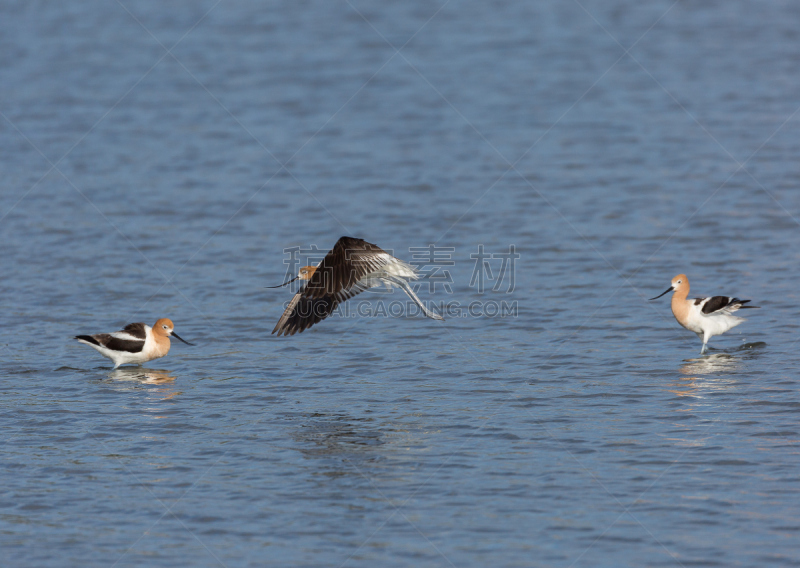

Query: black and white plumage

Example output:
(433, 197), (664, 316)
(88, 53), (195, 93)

(270, 236), (443, 337)
(650, 274), (759, 354)
(75, 318), (193, 368)
(77, 323), (148, 354)
(694, 296), (754, 316)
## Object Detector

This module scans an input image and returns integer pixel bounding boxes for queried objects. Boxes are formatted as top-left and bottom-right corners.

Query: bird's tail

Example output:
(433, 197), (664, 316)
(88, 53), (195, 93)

(386, 276), (444, 320)
(75, 335), (100, 346)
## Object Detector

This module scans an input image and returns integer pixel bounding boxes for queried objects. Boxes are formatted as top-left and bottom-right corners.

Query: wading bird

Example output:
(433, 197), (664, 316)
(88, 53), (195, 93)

(268, 236), (443, 336)
(649, 274), (758, 354)
(75, 318), (193, 368)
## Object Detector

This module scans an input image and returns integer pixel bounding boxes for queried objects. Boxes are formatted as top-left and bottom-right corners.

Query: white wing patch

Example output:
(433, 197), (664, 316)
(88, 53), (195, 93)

(378, 258), (418, 280)
(109, 331), (146, 342)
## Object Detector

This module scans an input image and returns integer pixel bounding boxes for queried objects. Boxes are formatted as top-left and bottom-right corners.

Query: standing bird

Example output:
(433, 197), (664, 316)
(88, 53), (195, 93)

(268, 236), (443, 336)
(649, 274), (759, 354)
(75, 318), (193, 369)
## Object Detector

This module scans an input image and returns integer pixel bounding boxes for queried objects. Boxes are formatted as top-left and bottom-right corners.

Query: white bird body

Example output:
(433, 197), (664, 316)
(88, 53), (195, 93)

(675, 298), (745, 339)
(75, 318), (193, 369)
(651, 274), (758, 354)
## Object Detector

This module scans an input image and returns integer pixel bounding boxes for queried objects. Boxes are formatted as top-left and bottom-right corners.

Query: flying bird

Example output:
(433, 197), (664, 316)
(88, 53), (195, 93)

(649, 274), (758, 354)
(75, 318), (193, 368)
(269, 236), (443, 336)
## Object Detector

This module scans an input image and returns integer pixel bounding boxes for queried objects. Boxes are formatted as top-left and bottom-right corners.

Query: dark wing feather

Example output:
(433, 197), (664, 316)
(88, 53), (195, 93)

(698, 296), (753, 315)
(103, 334), (145, 352)
(76, 333), (144, 353)
(304, 236), (393, 298)
(272, 236), (387, 336)
(272, 291), (339, 336)
(121, 322), (147, 340)
(272, 281), (371, 336)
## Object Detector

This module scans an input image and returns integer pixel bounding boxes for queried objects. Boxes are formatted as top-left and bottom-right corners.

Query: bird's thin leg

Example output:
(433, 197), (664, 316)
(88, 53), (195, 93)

(385, 276), (444, 320)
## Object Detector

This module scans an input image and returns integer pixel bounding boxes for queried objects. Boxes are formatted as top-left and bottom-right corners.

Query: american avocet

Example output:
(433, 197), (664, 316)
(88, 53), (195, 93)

(75, 318), (193, 369)
(649, 274), (759, 354)
(268, 236), (443, 336)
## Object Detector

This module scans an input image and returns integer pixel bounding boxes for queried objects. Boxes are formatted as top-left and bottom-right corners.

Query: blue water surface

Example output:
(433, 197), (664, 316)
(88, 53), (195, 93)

(2, 1), (800, 567)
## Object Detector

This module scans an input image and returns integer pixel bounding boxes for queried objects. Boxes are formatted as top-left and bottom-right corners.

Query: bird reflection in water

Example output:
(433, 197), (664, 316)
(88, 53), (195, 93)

(668, 354), (742, 398)
(680, 353), (740, 376)
(107, 368), (180, 400)
(296, 413), (384, 456)
(679, 341), (765, 377)
(291, 413), (398, 480)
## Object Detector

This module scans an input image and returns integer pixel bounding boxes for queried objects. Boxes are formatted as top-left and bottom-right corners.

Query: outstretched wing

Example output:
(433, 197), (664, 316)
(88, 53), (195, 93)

(695, 296), (757, 316)
(272, 292), (336, 337)
(272, 280), (370, 336)
(304, 236), (398, 298)
(272, 236), (409, 336)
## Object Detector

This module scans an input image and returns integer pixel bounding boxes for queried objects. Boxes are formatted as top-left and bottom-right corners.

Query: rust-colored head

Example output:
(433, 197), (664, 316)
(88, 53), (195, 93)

(671, 274), (689, 293)
(153, 318), (175, 337)
(152, 318), (194, 345)
(266, 266), (318, 289)
(298, 266), (317, 280)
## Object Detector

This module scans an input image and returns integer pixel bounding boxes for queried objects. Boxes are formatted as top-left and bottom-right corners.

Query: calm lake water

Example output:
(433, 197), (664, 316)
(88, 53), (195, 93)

(2, 1), (800, 566)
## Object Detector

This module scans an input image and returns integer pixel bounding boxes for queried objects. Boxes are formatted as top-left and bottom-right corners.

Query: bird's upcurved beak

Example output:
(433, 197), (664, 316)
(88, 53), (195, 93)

(648, 286), (674, 300)
(170, 331), (194, 346)
(265, 275), (300, 288)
